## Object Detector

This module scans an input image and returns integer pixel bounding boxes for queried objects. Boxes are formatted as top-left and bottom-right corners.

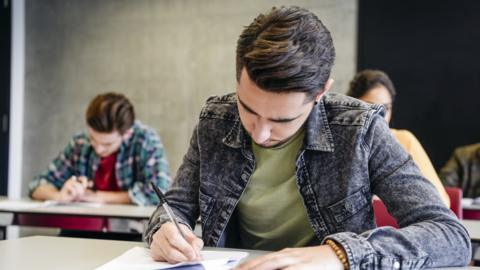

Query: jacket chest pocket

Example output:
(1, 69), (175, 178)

(326, 187), (374, 232)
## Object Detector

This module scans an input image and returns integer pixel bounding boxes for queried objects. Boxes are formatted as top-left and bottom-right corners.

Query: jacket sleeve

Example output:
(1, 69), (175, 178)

(324, 114), (471, 270)
(144, 126), (201, 245)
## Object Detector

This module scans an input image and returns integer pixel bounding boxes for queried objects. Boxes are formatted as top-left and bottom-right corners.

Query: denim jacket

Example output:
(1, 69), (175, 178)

(145, 93), (471, 269)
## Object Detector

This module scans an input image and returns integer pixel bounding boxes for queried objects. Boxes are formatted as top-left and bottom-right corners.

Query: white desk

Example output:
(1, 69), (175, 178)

(0, 196), (156, 219)
(463, 220), (480, 242)
(464, 205), (480, 211)
(0, 197), (156, 238)
(0, 236), (477, 270)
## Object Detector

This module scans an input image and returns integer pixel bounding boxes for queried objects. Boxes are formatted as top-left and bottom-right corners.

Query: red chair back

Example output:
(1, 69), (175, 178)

(372, 198), (399, 228)
(445, 187), (463, 219)
(15, 214), (109, 231)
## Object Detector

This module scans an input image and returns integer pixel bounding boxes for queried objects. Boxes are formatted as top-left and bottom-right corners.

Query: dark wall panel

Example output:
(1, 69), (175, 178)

(0, 1), (11, 196)
(358, 0), (480, 169)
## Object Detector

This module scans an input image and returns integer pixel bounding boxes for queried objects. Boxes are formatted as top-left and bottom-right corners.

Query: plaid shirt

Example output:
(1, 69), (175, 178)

(29, 121), (171, 206)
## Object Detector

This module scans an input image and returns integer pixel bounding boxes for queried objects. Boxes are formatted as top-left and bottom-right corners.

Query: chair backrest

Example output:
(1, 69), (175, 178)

(445, 186), (463, 219)
(15, 214), (109, 231)
(373, 186), (463, 228)
(372, 198), (399, 228)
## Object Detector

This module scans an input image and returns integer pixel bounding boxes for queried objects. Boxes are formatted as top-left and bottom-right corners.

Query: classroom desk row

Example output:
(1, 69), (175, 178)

(0, 236), (479, 270)
(2, 196), (480, 240)
(0, 196), (157, 239)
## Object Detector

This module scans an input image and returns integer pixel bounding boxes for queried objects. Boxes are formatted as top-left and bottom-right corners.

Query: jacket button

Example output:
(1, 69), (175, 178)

(393, 261), (400, 269)
(241, 174), (248, 181)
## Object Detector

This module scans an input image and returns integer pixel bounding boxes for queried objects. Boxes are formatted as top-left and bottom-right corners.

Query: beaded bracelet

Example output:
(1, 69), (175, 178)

(325, 239), (350, 270)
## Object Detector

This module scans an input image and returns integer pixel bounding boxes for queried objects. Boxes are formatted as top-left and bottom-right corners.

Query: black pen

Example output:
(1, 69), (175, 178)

(150, 181), (186, 239)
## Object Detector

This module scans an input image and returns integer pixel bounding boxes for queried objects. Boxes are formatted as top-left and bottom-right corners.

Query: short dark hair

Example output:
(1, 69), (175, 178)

(86, 92), (135, 134)
(347, 69), (396, 101)
(236, 6), (336, 101)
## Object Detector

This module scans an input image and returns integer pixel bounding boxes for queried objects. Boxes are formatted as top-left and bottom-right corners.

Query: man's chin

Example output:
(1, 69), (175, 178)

(257, 139), (285, 148)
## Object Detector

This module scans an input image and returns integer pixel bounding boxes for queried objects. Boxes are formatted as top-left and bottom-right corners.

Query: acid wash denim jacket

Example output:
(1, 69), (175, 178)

(145, 93), (471, 269)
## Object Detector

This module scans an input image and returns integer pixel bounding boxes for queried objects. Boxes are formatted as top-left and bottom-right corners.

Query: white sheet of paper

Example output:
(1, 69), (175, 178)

(43, 200), (103, 208)
(95, 246), (248, 270)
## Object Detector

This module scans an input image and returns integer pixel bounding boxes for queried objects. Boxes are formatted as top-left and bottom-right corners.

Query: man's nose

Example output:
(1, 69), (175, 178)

(251, 122), (270, 145)
(94, 145), (105, 154)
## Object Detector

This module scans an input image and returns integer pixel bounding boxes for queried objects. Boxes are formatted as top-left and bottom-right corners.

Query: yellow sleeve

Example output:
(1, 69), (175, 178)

(392, 129), (450, 207)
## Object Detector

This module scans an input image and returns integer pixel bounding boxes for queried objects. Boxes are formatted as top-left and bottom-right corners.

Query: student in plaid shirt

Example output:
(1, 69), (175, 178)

(29, 92), (171, 206)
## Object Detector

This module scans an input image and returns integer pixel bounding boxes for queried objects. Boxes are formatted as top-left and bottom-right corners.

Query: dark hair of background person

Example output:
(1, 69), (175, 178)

(86, 92), (135, 134)
(346, 69), (396, 102)
(236, 6), (336, 101)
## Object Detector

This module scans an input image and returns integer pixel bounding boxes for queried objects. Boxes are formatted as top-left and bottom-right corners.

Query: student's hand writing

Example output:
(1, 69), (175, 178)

(235, 245), (344, 270)
(150, 222), (204, 264)
(57, 176), (87, 202)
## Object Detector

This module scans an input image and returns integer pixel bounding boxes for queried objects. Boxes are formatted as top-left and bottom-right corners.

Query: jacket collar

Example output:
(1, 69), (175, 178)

(222, 96), (334, 152)
(303, 97), (335, 152)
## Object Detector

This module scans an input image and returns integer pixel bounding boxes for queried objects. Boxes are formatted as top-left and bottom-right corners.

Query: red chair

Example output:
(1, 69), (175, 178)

(446, 187), (463, 219)
(15, 214), (109, 231)
(373, 187), (463, 228)
(373, 198), (399, 228)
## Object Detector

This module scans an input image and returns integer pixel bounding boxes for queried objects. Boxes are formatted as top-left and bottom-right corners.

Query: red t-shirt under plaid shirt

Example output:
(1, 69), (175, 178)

(94, 152), (120, 191)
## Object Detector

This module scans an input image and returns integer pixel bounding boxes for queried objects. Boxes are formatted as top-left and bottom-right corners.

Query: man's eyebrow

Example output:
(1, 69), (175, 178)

(237, 96), (303, 123)
(238, 97), (258, 115)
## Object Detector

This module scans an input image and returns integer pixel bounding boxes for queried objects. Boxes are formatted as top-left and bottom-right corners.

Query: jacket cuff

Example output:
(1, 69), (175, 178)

(324, 231), (428, 270)
(323, 232), (377, 270)
(143, 210), (193, 246)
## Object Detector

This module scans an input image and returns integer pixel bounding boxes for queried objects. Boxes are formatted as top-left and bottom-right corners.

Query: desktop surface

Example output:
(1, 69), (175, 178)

(0, 236), (478, 270)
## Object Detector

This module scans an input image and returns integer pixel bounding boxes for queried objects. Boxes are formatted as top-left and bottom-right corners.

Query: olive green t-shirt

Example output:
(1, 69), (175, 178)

(237, 128), (316, 250)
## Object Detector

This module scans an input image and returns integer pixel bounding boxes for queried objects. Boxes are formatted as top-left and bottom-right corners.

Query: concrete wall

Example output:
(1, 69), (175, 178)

(23, 0), (357, 194)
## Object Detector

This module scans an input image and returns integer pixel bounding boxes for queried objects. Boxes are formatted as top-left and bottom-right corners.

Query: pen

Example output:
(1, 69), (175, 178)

(150, 181), (186, 239)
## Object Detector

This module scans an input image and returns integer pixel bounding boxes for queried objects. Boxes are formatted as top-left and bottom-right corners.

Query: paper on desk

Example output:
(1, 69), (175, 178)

(95, 246), (248, 270)
(43, 200), (103, 208)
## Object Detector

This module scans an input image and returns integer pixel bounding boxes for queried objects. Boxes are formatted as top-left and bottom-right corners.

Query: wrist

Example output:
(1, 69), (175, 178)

(325, 239), (349, 270)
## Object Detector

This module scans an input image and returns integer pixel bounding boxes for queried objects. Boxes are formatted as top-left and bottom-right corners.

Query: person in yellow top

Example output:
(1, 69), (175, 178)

(347, 69), (450, 206)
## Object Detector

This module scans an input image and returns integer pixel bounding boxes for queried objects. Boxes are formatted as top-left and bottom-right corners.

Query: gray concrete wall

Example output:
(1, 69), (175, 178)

(23, 0), (357, 195)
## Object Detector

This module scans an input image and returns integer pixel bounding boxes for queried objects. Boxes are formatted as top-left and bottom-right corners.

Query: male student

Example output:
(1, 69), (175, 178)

(441, 143), (480, 198)
(145, 6), (470, 270)
(29, 92), (171, 206)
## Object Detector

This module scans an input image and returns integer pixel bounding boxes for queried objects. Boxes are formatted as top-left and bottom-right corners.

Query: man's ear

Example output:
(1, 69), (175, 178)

(315, 78), (334, 103)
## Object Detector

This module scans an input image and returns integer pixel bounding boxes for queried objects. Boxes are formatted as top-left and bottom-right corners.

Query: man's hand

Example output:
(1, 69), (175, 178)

(150, 222), (204, 264)
(56, 176), (88, 202)
(78, 189), (103, 203)
(235, 245), (345, 270)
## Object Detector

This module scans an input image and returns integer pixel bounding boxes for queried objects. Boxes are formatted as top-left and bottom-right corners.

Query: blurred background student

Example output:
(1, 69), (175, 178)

(347, 69), (450, 206)
(441, 143), (480, 198)
(29, 92), (171, 205)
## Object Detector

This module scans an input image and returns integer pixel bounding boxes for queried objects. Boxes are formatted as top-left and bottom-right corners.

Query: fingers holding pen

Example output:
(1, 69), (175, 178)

(78, 175), (95, 189)
(151, 222), (203, 263)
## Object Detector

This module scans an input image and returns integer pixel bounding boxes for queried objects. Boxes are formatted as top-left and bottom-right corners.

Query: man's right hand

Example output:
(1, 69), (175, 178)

(150, 222), (204, 264)
(56, 176), (88, 202)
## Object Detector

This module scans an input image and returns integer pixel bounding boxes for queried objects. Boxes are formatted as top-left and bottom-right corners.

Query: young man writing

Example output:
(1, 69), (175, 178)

(30, 92), (171, 206)
(145, 6), (470, 269)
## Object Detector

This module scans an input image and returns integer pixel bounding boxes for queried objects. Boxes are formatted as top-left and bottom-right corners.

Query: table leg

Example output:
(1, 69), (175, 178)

(0, 225), (6, 240)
